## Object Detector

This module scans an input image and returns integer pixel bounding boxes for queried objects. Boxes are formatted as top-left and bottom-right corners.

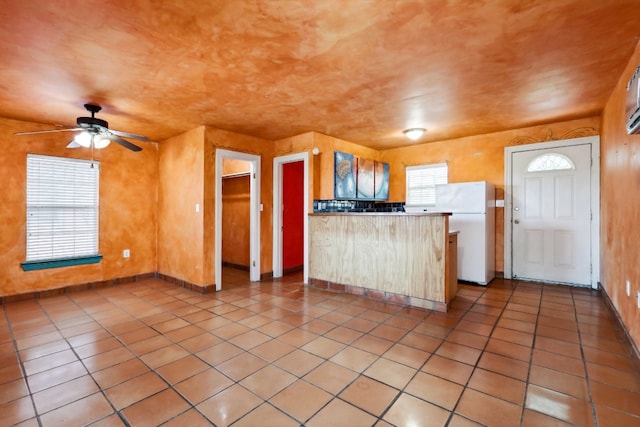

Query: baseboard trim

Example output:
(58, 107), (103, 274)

(308, 277), (446, 312)
(283, 265), (303, 275)
(1, 272), (157, 305)
(222, 261), (250, 271)
(156, 273), (216, 295)
(599, 284), (640, 368)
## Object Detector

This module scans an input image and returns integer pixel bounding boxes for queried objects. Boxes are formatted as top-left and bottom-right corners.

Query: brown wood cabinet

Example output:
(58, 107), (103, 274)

(447, 231), (459, 304)
(309, 212), (452, 311)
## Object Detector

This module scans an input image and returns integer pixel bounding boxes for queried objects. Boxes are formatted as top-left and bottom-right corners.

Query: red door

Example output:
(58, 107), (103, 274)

(282, 161), (304, 270)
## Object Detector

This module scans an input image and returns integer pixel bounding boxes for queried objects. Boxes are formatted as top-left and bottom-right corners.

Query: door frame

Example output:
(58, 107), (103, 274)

(504, 135), (600, 289)
(272, 152), (309, 284)
(215, 149), (261, 290)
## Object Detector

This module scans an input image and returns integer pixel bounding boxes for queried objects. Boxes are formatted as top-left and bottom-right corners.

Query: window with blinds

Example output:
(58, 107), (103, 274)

(26, 154), (100, 262)
(405, 163), (448, 209)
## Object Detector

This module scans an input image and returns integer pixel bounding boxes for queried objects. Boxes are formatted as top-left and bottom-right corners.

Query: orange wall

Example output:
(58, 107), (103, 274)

(381, 117), (600, 273)
(205, 127), (274, 277)
(273, 131), (381, 209)
(157, 126), (207, 285)
(222, 175), (250, 267)
(600, 41), (640, 352)
(222, 158), (251, 175)
(0, 117), (158, 296)
(312, 132), (381, 200)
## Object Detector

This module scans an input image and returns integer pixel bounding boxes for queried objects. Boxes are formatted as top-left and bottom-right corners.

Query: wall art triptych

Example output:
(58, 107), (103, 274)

(334, 151), (389, 200)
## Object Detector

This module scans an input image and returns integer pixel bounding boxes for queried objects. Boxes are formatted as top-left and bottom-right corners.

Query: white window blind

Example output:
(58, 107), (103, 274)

(26, 154), (100, 261)
(405, 163), (448, 207)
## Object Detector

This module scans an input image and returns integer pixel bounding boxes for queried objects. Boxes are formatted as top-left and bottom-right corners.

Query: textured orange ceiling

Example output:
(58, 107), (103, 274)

(0, 0), (639, 149)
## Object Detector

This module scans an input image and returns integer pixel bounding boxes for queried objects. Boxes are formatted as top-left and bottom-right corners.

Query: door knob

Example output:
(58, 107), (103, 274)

(514, 219), (520, 224)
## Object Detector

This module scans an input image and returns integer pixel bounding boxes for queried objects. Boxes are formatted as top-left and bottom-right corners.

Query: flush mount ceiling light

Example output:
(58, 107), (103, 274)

(403, 128), (426, 141)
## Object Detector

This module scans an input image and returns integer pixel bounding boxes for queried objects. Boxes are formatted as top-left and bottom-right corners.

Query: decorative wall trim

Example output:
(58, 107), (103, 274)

(508, 127), (597, 146)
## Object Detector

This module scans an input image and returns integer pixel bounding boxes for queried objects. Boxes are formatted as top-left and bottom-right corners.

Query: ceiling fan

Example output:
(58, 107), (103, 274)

(15, 103), (147, 152)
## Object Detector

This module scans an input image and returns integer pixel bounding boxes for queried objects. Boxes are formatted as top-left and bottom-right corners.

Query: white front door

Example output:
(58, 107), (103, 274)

(511, 143), (592, 286)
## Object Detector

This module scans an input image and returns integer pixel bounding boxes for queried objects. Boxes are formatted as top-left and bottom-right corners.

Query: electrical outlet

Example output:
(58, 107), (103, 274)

(123, 249), (130, 258)
(627, 280), (631, 297)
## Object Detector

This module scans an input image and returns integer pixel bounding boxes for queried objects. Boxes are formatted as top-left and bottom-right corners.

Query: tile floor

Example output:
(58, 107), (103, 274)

(1, 268), (640, 426)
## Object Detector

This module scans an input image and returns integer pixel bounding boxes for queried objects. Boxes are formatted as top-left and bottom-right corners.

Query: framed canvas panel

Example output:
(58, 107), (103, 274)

(334, 151), (356, 199)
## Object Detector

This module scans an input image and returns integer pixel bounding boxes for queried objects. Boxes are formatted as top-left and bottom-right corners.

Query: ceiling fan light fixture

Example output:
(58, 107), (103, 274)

(74, 131), (92, 147)
(93, 135), (111, 149)
(403, 128), (426, 141)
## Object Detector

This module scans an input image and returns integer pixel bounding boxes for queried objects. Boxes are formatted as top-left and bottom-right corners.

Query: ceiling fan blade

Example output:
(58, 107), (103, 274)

(15, 127), (83, 136)
(109, 129), (149, 141)
(67, 140), (81, 148)
(102, 135), (143, 152)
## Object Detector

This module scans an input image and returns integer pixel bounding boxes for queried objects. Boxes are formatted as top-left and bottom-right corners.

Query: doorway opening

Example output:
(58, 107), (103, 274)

(215, 149), (261, 290)
(504, 136), (600, 289)
(221, 158), (251, 287)
(273, 152), (309, 284)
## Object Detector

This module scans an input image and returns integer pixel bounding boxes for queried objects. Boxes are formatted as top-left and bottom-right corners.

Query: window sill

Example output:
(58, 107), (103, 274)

(21, 255), (103, 271)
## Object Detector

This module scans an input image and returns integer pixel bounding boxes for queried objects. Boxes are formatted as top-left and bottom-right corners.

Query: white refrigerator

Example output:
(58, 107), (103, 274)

(435, 181), (495, 285)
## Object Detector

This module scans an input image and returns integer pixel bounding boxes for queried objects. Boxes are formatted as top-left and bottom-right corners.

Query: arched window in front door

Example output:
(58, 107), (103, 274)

(526, 153), (575, 172)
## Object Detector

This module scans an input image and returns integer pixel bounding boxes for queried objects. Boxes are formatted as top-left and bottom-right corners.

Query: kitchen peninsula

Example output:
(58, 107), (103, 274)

(309, 212), (454, 311)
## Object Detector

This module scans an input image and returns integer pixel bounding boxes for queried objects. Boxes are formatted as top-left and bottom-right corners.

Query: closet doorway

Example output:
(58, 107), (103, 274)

(215, 149), (261, 290)
(221, 158), (251, 286)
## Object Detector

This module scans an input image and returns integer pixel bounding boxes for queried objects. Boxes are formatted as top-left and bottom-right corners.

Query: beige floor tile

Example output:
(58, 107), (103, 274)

(303, 361), (359, 395)
(174, 368), (234, 405)
(156, 355), (210, 384)
(383, 393), (450, 427)
(274, 349), (324, 377)
(1, 271), (635, 427)
(239, 365), (297, 399)
(39, 393), (113, 427)
(270, 379), (332, 423)
(121, 388), (190, 426)
(339, 376), (399, 416)
(216, 352), (268, 381)
(422, 355), (474, 385)
(330, 346), (378, 373)
(307, 398), (377, 426)
(468, 368), (526, 405)
(91, 358), (150, 390)
(364, 357), (417, 390)
(197, 384), (263, 426)
(525, 384), (594, 427)
(32, 374), (99, 414)
(405, 371), (463, 410)
(233, 403), (300, 427)
(105, 371), (168, 409)
(456, 388), (523, 427)
(301, 336), (346, 359)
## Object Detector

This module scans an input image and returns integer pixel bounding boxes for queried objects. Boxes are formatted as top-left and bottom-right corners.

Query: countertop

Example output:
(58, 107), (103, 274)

(309, 211), (451, 217)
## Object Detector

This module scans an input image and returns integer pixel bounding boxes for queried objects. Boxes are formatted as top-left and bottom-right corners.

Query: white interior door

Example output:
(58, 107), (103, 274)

(511, 143), (592, 285)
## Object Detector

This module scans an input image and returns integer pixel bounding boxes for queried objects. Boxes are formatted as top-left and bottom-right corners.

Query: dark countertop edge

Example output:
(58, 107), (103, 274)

(309, 212), (451, 217)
